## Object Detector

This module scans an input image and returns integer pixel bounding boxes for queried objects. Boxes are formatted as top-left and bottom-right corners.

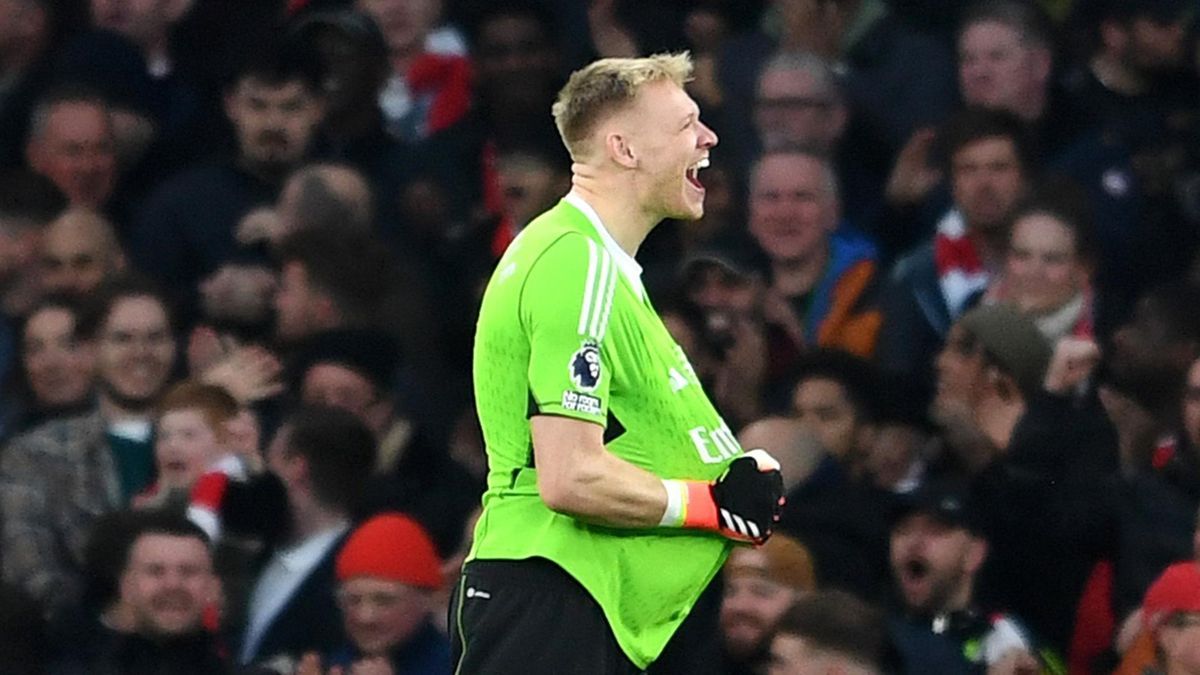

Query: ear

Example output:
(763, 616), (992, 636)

(605, 131), (638, 169)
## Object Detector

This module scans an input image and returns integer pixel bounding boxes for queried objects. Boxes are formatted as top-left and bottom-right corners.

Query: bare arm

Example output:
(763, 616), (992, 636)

(531, 415), (668, 528)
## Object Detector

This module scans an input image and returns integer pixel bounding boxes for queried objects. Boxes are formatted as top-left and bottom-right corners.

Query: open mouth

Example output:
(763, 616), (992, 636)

(686, 157), (710, 190)
(902, 558), (930, 582)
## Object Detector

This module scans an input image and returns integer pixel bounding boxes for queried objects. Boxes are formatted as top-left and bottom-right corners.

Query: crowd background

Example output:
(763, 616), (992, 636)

(4, 0), (1200, 672)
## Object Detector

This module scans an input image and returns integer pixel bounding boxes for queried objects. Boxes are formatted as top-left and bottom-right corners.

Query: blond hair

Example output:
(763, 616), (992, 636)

(551, 52), (693, 159)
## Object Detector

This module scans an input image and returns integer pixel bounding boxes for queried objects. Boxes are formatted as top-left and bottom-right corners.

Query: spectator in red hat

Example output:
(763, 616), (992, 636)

(1134, 561), (1200, 675)
(296, 512), (450, 675)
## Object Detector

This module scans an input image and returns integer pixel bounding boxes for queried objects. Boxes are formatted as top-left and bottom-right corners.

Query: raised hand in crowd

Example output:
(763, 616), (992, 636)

(1043, 337), (1102, 396)
(199, 344), (284, 405)
(885, 127), (942, 208)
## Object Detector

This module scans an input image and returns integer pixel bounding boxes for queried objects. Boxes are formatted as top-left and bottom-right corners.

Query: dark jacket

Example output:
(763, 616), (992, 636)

(52, 624), (231, 675)
(327, 621), (450, 675)
(233, 531), (350, 667)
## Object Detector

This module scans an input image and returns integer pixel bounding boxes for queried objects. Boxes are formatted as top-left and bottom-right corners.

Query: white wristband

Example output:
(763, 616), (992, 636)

(659, 479), (687, 527)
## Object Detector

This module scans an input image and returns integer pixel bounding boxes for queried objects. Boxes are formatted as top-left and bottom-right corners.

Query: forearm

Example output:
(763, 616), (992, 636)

(541, 447), (669, 528)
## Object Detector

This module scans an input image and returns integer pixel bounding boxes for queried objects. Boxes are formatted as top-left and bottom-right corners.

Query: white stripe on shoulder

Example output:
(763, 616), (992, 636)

(588, 249), (614, 336)
(578, 238), (599, 335)
(588, 249), (613, 338)
(597, 256), (618, 340)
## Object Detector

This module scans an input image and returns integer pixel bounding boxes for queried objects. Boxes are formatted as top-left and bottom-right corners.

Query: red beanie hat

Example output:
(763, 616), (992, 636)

(1143, 561), (1200, 629)
(336, 513), (443, 589)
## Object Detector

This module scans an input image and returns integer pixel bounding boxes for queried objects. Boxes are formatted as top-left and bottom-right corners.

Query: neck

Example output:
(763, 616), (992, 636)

(288, 501), (348, 542)
(568, 179), (657, 255)
(770, 245), (829, 297)
(967, 227), (1008, 269)
(1090, 53), (1147, 96)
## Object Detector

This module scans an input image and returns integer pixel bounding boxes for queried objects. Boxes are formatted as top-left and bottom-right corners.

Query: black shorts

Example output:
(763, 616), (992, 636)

(449, 557), (643, 675)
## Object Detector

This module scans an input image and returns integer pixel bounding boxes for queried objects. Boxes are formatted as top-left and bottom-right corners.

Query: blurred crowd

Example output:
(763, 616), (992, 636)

(3, 0), (1200, 673)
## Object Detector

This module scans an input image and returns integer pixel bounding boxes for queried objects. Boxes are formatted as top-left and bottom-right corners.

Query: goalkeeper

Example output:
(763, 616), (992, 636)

(453, 53), (785, 674)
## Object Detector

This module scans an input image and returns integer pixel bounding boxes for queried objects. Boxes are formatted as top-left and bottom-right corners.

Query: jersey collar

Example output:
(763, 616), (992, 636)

(563, 191), (646, 301)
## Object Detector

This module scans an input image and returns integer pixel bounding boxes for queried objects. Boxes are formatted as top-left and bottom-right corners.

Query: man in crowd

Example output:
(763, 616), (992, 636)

(720, 533), (817, 675)
(129, 42), (326, 326)
(53, 510), (228, 674)
(235, 405), (376, 669)
(888, 477), (1042, 673)
(38, 207), (126, 295)
(767, 590), (891, 675)
(879, 108), (1032, 385)
(1, 276), (176, 623)
(297, 512), (450, 674)
(24, 86), (119, 212)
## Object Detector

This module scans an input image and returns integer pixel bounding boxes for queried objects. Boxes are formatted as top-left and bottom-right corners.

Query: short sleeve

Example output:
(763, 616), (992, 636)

(521, 234), (618, 425)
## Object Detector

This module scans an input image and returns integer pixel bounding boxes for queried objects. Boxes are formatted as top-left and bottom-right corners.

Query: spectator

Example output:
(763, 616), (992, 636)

(930, 304), (1052, 473)
(292, 328), (480, 556)
(778, 349), (892, 602)
(23, 85), (118, 212)
(273, 228), (396, 345)
(237, 162), (375, 249)
(878, 108), (1033, 386)
(355, 0), (471, 144)
(720, 533), (817, 675)
(7, 293), (97, 437)
(946, 0), (1138, 329)
(0, 0), (57, 170)
(0, 170), (67, 402)
(748, 52), (883, 231)
(297, 513), (450, 675)
(128, 41), (326, 327)
(53, 510), (230, 675)
(290, 9), (417, 234)
(416, 0), (565, 253)
(1069, 0), (1196, 174)
(136, 380), (255, 513)
(767, 589), (891, 675)
(88, 0), (189, 79)
(747, 150), (882, 359)
(887, 477), (1043, 674)
(0, 276), (177, 622)
(718, 0), (957, 192)
(861, 373), (933, 495)
(985, 177), (1099, 342)
(51, 30), (161, 176)
(38, 207), (126, 295)
(1130, 561), (1200, 675)
(235, 405), (376, 668)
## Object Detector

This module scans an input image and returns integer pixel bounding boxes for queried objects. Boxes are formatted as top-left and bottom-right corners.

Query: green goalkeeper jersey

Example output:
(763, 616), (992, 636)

(469, 194), (744, 668)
